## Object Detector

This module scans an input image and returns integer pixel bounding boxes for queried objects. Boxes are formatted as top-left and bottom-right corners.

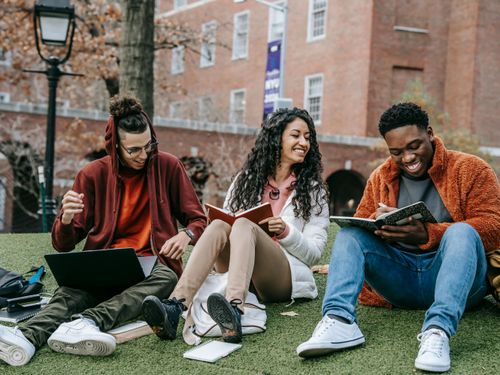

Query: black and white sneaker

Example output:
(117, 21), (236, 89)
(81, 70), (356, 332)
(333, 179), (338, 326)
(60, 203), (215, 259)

(207, 293), (242, 344)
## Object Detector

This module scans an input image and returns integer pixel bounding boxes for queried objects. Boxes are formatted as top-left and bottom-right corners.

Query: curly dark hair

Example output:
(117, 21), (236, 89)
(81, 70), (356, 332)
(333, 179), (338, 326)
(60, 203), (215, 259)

(378, 102), (429, 136)
(109, 94), (149, 134)
(228, 107), (327, 222)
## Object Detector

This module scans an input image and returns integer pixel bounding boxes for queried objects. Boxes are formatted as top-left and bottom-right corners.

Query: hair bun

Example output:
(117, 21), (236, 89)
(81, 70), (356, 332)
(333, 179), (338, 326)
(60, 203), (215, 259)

(109, 94), (143, 118)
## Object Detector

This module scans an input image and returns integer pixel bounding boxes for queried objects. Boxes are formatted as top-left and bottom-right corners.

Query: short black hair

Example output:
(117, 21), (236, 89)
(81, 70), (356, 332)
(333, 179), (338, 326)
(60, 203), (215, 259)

(378, 102), (429, 136)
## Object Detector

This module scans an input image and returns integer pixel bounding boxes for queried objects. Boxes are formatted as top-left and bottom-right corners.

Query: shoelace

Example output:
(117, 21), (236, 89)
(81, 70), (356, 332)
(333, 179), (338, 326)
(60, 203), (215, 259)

(313, 316), (335, 337)
(165, 297), (186, 312)
(417, 329), (446, 357)
(229, 298), (244, 315)
(13, 326), (21, 335)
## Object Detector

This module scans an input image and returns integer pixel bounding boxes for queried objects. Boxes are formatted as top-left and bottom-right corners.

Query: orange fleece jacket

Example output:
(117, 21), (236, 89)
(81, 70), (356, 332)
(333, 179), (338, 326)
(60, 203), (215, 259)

(355, 137), (500, 252)
(356, 137), (500, 307)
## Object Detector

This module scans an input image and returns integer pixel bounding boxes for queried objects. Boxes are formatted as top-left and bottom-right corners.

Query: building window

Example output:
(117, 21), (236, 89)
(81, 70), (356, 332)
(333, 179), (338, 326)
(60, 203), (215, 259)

(394, 0), (428, 31)
(232, 11), (249, 60)
(198, 96), (214, 121)
(304, 74), (323, 124)
(308, 0), (327, 41)
(170, 101), (183, 118)
(200, 21), (217, 68)
(173, 0), (187, 10)
(0, 49), (12, 67)
(171, 46), (185, 75)
(0, 93), (10, 103)
(268, 2), (285, 42)
(230, 89), (246, 124)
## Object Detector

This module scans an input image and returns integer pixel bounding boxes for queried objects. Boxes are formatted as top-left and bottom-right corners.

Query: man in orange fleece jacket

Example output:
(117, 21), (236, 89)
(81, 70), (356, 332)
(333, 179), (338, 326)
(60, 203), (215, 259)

(297, 103), (500, 373)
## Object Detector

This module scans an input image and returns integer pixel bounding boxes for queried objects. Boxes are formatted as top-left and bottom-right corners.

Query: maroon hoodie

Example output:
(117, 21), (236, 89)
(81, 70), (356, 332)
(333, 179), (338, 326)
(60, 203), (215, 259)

(51, 114), (207, 277)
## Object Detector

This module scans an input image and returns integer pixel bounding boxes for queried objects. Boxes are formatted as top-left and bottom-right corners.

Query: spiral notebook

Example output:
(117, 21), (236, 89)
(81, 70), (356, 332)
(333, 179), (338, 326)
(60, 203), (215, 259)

(0, 306), (41, 323)
(0, 296), (50, 323)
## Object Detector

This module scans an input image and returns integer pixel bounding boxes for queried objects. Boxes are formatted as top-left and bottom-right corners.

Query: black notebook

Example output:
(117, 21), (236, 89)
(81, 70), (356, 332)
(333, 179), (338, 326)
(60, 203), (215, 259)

(330, 201), (437, 232)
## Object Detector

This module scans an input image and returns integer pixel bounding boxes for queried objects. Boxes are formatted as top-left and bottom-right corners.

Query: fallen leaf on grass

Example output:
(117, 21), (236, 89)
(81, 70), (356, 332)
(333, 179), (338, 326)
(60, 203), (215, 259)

(280, 311), (299, 317)
(311, 264), (329, 274)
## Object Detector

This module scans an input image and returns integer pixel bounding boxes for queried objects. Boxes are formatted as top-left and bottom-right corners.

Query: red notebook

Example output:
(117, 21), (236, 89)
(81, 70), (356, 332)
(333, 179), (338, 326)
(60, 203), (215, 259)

(204, 202), (274, 236)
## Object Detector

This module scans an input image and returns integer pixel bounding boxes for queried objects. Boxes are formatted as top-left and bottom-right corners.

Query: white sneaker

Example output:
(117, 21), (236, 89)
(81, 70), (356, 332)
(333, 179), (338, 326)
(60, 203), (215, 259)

(415, 328), (451, 373)
(296, 316), (365, 358)
(0, 326), (35, 366)
(47, 318), (116, 356)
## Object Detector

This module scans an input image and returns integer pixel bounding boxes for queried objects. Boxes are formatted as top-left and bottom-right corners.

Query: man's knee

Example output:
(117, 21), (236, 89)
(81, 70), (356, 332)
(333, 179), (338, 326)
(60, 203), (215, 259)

(440, 223), (483, 258)
(152, 263), (178, 284)
(443, 222), (479, 239)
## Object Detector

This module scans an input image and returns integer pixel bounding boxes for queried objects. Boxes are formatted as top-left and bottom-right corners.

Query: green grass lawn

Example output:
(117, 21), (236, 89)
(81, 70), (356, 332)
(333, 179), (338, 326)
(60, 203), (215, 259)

(0, 228), (499, 374)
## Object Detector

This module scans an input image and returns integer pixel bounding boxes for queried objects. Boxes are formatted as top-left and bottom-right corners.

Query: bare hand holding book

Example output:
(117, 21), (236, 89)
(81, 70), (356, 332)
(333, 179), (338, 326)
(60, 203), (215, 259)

(205, 202), (274, 236)
(330, 201), (437, 232)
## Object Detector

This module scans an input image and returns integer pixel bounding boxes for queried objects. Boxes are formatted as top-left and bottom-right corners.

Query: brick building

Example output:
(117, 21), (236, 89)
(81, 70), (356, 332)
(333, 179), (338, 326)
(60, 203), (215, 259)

(1, 0), (499, 232)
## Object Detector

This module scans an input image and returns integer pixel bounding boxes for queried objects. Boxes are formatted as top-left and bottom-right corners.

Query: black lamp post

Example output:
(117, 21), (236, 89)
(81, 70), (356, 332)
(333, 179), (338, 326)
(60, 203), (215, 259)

(24, 0), (82, 231)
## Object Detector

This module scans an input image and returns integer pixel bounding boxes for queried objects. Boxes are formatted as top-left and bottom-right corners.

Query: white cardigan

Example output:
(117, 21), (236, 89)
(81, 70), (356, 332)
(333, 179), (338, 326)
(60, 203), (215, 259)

(224, 179), (330, 300)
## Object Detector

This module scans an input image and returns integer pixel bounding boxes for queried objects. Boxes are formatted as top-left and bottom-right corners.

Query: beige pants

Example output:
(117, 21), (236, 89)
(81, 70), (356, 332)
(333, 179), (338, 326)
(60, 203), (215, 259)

(171, 218), (292, 305)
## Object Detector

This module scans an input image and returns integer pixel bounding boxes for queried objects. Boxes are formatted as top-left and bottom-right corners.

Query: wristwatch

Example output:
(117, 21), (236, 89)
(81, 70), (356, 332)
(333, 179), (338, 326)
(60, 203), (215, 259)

(183, 228), (195, 243)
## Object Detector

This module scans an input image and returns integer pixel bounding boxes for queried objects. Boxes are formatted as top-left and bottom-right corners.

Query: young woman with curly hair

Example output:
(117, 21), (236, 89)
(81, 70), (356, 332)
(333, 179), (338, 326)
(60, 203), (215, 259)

(142, 107), (330, 344)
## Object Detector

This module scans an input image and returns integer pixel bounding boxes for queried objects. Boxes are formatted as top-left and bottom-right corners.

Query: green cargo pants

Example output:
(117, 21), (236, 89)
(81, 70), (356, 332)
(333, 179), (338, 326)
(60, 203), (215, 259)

(20, 262), (177, 348)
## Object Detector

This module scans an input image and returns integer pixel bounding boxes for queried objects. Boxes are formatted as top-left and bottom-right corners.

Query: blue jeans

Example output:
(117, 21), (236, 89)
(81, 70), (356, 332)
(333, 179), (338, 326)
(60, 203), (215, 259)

(322, 223), (488, 337)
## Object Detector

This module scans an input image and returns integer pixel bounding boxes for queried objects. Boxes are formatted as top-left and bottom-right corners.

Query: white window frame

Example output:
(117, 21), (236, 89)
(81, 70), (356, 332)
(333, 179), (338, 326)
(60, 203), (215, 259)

(229, 89), (246, 124)
(169, 101), (183, 118)
(171, 45), (185, 75)
(200, 21), (217, 68)
(0, 177), (5, 231)
(304, 74), (324, 125)
(232, 11), (250, 60)
(173, 0), (187, 10)
(198, 96), (214, 120)
(0, 49), (12, 67)
(268, 1), (285, 42)
(0, 92), (11, 103)
(307, 0), (328, 42)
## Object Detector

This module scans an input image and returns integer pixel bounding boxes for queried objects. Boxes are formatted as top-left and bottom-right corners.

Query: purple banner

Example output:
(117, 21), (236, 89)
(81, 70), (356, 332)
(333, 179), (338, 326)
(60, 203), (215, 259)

(263, 39), (282, 120)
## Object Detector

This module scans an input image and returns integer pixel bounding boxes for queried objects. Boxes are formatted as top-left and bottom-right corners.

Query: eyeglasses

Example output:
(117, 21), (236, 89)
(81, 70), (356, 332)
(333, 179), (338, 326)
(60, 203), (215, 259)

(119, 139), (159, 157)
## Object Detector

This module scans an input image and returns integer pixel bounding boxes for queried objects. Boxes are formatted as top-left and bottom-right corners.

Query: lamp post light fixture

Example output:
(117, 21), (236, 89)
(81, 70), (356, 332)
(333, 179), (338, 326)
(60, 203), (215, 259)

(24, 0), (82, 231)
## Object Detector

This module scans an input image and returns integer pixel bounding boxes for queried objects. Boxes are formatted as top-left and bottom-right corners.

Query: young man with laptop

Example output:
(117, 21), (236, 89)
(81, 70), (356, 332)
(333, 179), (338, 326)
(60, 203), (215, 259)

(0, 95), (207, 366)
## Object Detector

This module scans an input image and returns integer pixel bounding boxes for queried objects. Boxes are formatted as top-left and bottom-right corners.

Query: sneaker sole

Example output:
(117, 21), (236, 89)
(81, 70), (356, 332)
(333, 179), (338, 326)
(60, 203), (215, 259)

(415, 360), (451, 373)
(297, 336), (365, 358)
(142, 296), (176, 340)
(0, 334), (33, 366)
(47, 334), (115, 356)
(207, 293), (242, 344)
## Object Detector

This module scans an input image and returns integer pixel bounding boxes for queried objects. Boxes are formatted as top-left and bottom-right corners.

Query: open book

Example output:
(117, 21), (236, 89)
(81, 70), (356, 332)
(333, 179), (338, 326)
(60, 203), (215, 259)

(330, 201), (437, 232)
(204, 202), (274, 236)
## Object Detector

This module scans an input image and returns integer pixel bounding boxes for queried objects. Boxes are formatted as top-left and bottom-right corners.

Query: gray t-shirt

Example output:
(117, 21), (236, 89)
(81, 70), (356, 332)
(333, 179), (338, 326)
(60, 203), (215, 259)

(396, 174), (453, 251)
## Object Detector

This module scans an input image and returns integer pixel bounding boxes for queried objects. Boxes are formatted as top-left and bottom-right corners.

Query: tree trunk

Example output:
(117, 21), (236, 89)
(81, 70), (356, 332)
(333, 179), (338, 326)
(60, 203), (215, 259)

(119, 0), (155, 118)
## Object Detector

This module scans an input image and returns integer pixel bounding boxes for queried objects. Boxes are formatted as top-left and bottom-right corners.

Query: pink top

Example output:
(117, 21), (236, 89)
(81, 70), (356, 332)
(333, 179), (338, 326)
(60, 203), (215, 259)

(261, 174), (296, 239)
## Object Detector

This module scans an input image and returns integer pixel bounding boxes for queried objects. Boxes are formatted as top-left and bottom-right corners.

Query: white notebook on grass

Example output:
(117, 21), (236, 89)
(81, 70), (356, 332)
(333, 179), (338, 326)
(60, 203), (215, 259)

(183, 340), (242, 363)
